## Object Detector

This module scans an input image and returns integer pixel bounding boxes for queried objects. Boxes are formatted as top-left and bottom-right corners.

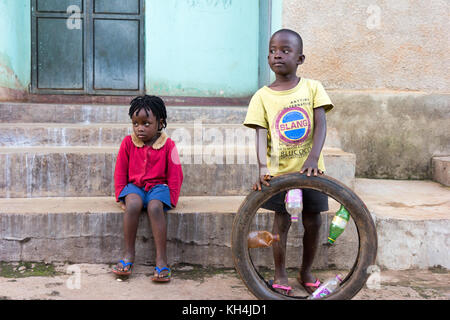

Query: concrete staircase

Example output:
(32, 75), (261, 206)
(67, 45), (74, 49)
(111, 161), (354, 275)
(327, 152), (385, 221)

(0, 103), (355, 198)
(1, 102), (448, 271)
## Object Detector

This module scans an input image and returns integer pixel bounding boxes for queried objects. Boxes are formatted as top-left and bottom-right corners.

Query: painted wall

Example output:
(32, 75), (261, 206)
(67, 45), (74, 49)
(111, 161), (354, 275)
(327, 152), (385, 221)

(145, 0), (260, 97)
(283, 0), (449, 92)
(0, 0), (275, 99)
(283, 0), (450, 179)
(259, 0), (283, 87)
(0, 0), (31, 92)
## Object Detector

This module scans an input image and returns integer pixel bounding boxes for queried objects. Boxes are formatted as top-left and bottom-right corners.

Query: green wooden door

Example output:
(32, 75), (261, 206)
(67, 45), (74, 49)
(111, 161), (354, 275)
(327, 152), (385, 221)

(31, 0), (144, 95)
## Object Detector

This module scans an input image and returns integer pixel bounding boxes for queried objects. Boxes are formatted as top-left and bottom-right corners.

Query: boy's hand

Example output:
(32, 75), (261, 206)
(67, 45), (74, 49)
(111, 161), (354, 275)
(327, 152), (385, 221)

(300, 156), (323, 177)
(253, 166), (271, 191)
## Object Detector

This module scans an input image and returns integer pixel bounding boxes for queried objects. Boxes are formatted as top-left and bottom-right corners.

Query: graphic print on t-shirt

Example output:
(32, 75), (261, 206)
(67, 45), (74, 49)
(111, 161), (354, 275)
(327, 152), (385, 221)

(274, 105), (311, 145)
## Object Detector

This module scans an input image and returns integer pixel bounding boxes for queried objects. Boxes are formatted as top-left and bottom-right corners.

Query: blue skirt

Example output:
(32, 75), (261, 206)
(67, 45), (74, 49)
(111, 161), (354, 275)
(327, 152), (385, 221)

(118, 183), (172, 212)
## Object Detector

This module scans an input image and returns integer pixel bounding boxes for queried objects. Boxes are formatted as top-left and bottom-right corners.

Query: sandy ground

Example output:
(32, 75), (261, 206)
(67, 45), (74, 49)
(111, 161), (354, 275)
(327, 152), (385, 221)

(0, 263), (448, 300)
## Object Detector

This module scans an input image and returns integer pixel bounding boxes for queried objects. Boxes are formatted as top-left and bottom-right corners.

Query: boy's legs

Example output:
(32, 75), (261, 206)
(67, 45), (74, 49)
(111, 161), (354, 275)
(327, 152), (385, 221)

(299, 211), (322, 284)
(260, 191), (291, 291)
(272, 211), (322, 282)
(268, 188), (325, 293)
(147, 199), (169, 277)
(116, 193), (143, 271)
(272, 211), (291, 286)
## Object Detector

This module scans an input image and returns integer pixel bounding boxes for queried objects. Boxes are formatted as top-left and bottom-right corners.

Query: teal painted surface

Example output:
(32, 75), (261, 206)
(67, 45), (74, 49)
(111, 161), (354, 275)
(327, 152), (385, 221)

(271, 0), (283, 34)
(257, 0), (283, 87)
(0, 0), (31, 90)
(269, 0), (283, 84)
(258, 0), (271, 88)
(145, 0), (259, 97)
(0, 0), (280, 97)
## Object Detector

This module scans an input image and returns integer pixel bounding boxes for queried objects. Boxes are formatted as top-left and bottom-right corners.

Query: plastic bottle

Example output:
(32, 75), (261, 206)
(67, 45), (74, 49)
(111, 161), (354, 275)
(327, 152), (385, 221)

(308, 274), (343, 299)
(328, 205), (350, 244)
(285, 189), (303, 222)
(247, 231), (280, 248)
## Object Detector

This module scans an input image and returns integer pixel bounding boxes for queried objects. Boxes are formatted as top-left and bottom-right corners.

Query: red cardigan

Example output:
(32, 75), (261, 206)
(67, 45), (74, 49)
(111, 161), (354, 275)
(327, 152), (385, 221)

(114, 132), (183, 207)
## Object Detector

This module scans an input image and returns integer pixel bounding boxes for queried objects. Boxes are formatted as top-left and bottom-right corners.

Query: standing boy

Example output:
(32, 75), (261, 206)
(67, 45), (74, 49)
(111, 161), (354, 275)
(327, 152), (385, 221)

(243, 29), (334, 296)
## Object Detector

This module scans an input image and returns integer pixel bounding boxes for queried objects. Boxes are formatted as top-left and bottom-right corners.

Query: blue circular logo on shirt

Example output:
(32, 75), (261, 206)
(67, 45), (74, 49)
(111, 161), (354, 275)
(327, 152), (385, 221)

(275, 107), (311, 144)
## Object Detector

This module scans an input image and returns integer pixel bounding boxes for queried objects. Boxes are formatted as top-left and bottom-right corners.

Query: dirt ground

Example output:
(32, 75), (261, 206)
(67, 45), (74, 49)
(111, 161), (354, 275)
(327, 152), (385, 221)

(0, 262), (448, 300)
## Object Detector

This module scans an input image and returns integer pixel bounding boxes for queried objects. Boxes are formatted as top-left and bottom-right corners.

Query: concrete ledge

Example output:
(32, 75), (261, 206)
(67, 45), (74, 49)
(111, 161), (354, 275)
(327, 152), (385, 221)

(0, 103), (248, 124)
(432, 156), (450, 186)
(374, 217), (449, 270)
(0, 179), (449, 270)
(0, 122), (342, 149)
(0, 147), (355, 197)
(0, 196), (355, 269)
(355, 178), (450, 269)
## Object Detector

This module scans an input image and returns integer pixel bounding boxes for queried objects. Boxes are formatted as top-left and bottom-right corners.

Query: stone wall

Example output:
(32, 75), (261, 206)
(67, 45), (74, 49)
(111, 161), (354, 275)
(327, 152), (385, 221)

(283, 0), (449, 91)
(283, 0), (450, 179)
(327, 91), (449, 179)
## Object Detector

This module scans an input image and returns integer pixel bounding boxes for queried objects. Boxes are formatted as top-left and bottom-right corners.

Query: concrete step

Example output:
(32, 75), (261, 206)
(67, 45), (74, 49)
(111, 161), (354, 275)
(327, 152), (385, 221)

(1, 179), (448, 270)
(0, 103), (248, 124)
(0, 196), (340, 268)
(0, 147), (355, 198)
(432, 156), (450, 186)
(0, 122), (342, 149)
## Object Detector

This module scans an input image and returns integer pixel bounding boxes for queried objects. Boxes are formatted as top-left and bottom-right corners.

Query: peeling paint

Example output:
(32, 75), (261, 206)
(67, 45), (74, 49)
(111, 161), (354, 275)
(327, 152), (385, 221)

(0, 0), (31, 91)
(0, 53), (23, 90)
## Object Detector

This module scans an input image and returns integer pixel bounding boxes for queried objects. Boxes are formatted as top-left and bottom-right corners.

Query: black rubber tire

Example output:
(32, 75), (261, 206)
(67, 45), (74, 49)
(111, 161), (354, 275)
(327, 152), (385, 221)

(231, 173), (378, 300)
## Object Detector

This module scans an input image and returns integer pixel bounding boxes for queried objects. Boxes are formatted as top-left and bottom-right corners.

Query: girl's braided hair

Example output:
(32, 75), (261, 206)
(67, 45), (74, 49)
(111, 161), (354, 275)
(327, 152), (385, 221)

(129, 95), (167, 130)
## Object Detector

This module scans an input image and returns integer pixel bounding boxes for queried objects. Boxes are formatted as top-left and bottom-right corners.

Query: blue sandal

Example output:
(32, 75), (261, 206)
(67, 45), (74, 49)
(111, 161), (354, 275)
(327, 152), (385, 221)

(152, 266), (171, 282)
(112, 259), (133, 276)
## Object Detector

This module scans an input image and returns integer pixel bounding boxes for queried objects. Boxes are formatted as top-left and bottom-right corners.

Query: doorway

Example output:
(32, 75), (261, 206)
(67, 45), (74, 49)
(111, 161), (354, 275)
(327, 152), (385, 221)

(31, 0), (144, 95)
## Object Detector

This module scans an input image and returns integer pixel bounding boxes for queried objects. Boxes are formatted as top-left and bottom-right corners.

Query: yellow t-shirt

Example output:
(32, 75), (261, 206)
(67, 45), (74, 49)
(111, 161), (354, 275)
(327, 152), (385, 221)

(243, 78), (334, 176)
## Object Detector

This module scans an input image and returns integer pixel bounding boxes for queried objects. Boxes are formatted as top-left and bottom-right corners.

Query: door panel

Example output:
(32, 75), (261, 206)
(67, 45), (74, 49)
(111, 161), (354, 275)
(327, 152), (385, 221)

(94, 0), (140, 14)
(37, 0), (83, 13)
(94, 19), (139, 90)
(37, 18), (84, 89)
(31, 0), (144, 95)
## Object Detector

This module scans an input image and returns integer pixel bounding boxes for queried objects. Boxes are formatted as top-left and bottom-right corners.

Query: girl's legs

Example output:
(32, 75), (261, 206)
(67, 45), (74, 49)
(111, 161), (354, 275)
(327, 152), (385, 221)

(272, 211), (291, 286)
(116, 193), (143, 271)
(299, 211), (322, 284)
(147, 199), (169, 277)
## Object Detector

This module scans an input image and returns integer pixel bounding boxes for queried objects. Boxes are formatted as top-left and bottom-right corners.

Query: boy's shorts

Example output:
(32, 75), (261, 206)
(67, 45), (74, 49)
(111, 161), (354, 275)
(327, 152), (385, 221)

(261, 188), (328, 214)
(119, 183), (172, 212)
